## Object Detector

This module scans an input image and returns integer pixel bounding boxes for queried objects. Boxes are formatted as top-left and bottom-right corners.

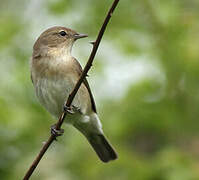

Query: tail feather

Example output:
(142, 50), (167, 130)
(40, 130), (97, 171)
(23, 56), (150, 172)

(86, 133), (118, 163)
(73, 113), (117, 162)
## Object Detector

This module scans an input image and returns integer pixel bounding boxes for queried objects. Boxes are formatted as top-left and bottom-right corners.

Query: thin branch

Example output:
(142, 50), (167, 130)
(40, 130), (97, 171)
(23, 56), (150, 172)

(23, 0), (120, 179)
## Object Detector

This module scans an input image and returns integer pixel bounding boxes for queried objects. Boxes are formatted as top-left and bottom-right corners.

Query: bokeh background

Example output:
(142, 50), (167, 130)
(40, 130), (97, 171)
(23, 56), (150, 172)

(1, 0), (199, 179)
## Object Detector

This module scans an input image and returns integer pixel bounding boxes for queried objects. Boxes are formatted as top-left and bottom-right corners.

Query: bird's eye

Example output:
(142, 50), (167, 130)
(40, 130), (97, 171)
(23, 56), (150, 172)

(59, 31), (67, 36)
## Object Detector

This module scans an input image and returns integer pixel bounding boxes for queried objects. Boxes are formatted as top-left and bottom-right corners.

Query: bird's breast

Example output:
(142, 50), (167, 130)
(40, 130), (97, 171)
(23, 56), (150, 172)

(31, 56), (92, 119)
(35, 75), (74, 118)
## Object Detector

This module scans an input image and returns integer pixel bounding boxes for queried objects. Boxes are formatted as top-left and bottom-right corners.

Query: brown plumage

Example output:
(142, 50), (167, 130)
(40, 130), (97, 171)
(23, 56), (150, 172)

(30, 26), (117, 162)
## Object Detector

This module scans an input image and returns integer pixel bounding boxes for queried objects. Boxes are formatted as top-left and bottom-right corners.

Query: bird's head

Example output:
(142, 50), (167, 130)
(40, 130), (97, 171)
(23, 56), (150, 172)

(33, 26), (87, 58)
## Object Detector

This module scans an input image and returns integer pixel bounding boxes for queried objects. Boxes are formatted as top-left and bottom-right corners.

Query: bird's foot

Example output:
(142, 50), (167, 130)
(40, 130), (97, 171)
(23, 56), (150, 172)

(71, 105), (81, 113)
(63, 104), (81, 114)
(63, 104), (74, 114)
(51, 124), (64, 140)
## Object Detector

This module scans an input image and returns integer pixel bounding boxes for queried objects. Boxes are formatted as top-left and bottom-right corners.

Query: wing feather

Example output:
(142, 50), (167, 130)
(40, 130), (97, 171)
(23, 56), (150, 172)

(73, 58), (97, 113)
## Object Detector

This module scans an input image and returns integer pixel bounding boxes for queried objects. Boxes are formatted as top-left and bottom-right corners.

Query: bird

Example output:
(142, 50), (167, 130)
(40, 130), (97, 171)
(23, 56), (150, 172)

(30, 26), (117, 162)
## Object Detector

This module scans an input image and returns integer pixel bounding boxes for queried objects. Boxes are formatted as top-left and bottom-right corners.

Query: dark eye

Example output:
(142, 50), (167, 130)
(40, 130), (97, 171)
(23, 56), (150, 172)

(59, 31), (67, 36)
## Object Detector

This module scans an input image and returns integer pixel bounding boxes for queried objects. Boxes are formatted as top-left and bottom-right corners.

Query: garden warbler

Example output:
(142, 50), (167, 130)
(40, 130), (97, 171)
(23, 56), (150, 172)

(30, 26), (117, 162)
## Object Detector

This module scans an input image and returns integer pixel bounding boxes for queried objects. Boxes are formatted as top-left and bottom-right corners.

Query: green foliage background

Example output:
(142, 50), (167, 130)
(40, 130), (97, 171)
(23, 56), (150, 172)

(1, 0), (199, 179)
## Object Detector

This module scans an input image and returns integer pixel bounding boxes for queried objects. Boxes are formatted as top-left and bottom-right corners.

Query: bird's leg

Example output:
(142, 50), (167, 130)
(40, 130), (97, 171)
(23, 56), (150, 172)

(51, 124), (64, 140)
(71, 105), (82, 114)
(63, 104), (82, 114)
(63, 104), (75, 114)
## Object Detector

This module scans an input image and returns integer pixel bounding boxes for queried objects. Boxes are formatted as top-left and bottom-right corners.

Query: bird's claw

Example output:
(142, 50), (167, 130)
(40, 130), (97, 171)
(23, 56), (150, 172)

(51, 124), (64, 140)
(63, 105), (75, 114)
(72, 105), (81, 113)
(63, 104), (81, 114)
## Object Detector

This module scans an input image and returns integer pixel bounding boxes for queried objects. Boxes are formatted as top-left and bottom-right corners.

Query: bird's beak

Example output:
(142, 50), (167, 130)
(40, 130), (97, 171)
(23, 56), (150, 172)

(74, 33), (88, 40)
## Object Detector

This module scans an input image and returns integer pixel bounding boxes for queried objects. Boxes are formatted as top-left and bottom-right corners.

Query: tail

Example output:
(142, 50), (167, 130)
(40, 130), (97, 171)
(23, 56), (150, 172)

(86, 133), (118, 163)
(74, 113), (117, 162)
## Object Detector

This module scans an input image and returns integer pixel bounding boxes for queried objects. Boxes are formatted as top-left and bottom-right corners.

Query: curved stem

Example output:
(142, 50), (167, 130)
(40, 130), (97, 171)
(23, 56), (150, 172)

(23, 0), (120, 179)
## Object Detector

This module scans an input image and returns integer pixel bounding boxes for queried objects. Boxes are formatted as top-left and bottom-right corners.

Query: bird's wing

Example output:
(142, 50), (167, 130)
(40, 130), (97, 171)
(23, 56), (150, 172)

(73, 58), (97, 113)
